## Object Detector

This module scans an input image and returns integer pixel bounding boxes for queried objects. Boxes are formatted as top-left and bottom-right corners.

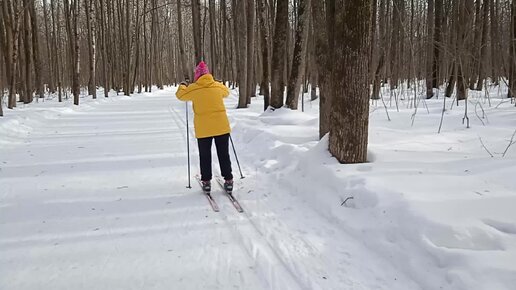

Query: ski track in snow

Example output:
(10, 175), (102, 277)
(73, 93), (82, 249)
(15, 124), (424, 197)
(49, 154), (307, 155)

(1, 86), (516, 290)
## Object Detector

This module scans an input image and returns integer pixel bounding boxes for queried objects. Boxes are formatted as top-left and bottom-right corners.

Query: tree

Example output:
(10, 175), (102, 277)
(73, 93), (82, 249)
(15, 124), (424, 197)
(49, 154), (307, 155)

(85, 0), (96, 98)
(209, 0), (218, 76)
(257, 0), (270, 111)
(328, 0), (372, 163)
(29, 0), (43, 99)
(22, 0), (33, 104)
(270, 0), (289, 109)
(64, 0), (81, 105)
(285, 0), (310, 109)
(42, 0), (54, 94)
(235, 0), (248, 108)
(246, 0), (255, 105)
(2, 0), (22, 110)
(456, 0), (474, 101)
(510, 0), (516, 98)
(432, 0), (443, 90)
(426, 0), (435, 99)
(177, 0), (189, 79)
(390, 0), (403, 89)
(192, 0), (202, 64)
(476, 0), (490, 91)
(311, 0), (333, 138)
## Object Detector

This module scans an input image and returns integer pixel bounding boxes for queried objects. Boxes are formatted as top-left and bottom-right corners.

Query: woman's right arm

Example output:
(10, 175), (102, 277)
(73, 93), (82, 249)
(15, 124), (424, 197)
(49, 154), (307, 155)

(176, 84), (195, 101)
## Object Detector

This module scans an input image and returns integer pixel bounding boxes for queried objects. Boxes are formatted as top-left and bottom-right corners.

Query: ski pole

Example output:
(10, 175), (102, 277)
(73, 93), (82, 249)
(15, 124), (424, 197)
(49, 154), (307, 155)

(229, 134), (244, 179)
(186, 102), (192, 188)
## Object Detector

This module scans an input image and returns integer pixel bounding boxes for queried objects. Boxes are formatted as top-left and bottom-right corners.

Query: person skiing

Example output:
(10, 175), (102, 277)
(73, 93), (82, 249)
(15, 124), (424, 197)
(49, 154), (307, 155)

(176, 61), (233, 194)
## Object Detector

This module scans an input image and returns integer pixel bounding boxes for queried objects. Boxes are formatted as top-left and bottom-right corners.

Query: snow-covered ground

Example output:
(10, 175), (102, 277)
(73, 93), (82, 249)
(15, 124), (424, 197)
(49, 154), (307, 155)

(1, 85), (515, 290)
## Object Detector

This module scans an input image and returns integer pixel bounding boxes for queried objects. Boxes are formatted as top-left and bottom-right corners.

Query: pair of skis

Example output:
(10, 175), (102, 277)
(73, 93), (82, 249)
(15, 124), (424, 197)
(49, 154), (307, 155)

(196, 176), (243, 213)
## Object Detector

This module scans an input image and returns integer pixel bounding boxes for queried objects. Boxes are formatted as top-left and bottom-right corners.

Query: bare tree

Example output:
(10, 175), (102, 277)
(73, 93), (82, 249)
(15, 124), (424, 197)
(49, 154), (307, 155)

(2, 0), (22, 109)
(270, 0), (289, 109)
(235, 0), (248, 108)
(510, 0), (516, 98)
(192, 0), (202, 64)
(85, 0), (96, 98)
(311, 0), (333, 138)
(22, 0), (33, 104)
(42, 0), (54, 94)
(257, 0), (270, 110)
(285, 0), (310, 109)
(246, 0), (255, 105)
(209, 0), (218, 76)
(432, 0), (443, 90)
(476, 0), (490, 91)
(456, 0), (474, 101)
(64, 0), (81, 105)
(329, 0), (372, 163)
(29, 0), (43, 99)
(426, 0), (435, 99)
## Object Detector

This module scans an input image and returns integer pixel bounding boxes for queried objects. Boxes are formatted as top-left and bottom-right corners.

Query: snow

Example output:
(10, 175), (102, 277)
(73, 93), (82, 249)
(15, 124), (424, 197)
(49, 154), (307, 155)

(1, 84), (515, 290)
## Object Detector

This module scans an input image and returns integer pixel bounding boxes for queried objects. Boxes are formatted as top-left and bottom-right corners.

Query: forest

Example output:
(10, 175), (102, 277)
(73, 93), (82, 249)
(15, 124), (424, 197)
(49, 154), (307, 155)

(1, 0), (516, 162)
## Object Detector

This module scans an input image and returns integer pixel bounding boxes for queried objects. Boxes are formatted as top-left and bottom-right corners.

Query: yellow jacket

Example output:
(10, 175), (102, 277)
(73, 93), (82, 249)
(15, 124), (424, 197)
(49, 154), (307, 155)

(176, 74), (231, 138)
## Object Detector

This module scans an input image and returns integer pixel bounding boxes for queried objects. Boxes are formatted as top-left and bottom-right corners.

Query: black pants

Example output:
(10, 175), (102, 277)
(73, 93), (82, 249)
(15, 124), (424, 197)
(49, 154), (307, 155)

(198, 133), (233, 182)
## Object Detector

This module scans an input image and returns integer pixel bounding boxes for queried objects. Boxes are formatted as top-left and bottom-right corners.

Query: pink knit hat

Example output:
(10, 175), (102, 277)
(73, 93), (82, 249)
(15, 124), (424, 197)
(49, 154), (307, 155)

(194, 61), (210, 81)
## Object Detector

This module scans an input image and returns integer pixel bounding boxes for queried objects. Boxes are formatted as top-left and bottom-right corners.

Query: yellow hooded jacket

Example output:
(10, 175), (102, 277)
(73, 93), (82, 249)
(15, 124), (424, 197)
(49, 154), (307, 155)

(176, 74), (231, 138)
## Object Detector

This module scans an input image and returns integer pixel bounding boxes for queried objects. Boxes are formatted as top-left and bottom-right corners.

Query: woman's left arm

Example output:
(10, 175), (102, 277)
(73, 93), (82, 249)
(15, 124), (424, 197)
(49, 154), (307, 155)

(217, 82), (230, 98)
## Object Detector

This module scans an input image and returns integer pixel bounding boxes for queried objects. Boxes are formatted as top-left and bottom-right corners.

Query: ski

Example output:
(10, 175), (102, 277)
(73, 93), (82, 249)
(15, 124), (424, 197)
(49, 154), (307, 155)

(195, 175), (220, 212)
(215, 177), (244, 213)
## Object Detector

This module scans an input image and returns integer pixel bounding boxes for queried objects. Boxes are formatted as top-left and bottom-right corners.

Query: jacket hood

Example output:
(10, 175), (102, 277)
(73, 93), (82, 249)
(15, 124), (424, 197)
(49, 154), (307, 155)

(195, 74), (215, 87)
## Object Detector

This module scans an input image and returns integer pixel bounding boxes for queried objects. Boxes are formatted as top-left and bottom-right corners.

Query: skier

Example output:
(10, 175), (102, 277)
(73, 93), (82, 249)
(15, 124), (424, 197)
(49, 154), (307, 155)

(176, 61), (233, 194)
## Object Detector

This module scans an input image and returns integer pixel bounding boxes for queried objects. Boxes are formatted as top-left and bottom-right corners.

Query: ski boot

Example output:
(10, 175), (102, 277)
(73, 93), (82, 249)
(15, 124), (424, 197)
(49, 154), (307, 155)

(201, 180), (211, 193)
(224, 179), (233, 193)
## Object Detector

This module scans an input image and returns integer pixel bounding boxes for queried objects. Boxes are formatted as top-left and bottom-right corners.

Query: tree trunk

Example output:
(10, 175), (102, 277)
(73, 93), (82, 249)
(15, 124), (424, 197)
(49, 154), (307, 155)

(476, 0), (489, 91)
(221, 0), (228, 82)
(235, 0), (248, 108)
(426, 0), (435, 99)
(456, 0), (473, 101)
(311, 0), (332, 139)
(329, 0), (372, 163)
(8, 0), (21, 109)
(432, 0), (442, 89)
(490, 0), (499, 84)
(192, 0), (202, 64)
(29, 0), (43, 99)
(42, 0), (54, 94)
(2, 0), (20, 109)
(257, 0), (270, 110)
(285, 0), (310, 109)
(510, 0), (516, 98)
(270, 0), (289, 109)
(177, 0), (189, 79)
(469, 0), (482, 89)
(85, 0), (96, 98)
(0, 5), (5, 116)
(64, 0), (80, 105)
(390, 0), (402, 89)
(246, 0), (255, 104)
(371, 0), (386, 100)
(51, 0), (63, 102)
(97, 0), (109, 97)
(209, 0), (218, 76)
(23, 0), (33, 104)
